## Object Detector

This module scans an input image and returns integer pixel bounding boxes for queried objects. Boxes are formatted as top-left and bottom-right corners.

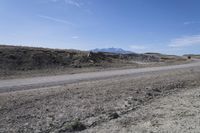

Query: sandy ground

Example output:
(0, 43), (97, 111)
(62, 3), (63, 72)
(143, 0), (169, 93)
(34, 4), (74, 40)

(0, 64), (200, 132)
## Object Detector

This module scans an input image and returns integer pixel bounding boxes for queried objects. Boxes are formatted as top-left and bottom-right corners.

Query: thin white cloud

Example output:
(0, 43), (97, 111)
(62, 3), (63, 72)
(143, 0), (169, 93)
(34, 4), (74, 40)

(38, 15), (73, 25)
(50, 0), (90, 13)
(72, 36), (79, 39)
(65, 0), (82, 7)
(169, 35), (200, 48)
(129, 45), (147, 50)
(184, 21), (200, 25)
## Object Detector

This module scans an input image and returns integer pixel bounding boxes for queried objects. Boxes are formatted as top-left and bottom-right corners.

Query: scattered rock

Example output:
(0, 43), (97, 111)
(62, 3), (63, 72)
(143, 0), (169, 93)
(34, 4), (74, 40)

(108, 112), (119, 120)
(147, 92), (153, 97)
(59, 121), (86, 132)
(152, 88), (161, 92)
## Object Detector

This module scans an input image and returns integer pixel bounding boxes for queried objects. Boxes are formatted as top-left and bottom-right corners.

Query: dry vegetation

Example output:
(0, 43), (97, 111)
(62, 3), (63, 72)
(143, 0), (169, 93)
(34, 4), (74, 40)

(0, 45), (189, 79)
(0, 45), (160, 71)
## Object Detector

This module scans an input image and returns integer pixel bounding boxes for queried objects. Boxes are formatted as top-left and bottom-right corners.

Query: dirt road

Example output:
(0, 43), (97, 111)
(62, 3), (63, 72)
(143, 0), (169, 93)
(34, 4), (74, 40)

(0, 61), (200, 93)
(1, 61), (200, 132)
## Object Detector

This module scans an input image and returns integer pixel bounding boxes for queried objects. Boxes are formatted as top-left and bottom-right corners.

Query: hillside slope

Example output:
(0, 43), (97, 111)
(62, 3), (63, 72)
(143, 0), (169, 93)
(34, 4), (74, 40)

(0, 45), (160, 71)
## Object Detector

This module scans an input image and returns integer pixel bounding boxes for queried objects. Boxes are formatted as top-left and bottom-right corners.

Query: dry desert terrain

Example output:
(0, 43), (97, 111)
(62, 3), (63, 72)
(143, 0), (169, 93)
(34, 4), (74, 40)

(0, 60), (200, 133)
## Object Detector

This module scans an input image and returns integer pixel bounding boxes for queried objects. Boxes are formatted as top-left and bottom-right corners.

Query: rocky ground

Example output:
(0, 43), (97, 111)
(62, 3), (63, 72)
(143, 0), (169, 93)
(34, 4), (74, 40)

(0, 65), (200, 133)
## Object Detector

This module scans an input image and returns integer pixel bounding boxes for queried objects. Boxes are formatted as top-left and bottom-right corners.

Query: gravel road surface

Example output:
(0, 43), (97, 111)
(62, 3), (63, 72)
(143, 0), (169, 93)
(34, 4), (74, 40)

(0, 61), (200, 93)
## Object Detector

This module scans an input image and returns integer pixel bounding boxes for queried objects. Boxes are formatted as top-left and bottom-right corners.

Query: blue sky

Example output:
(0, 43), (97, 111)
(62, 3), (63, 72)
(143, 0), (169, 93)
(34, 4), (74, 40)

(0, 0), (200, 55)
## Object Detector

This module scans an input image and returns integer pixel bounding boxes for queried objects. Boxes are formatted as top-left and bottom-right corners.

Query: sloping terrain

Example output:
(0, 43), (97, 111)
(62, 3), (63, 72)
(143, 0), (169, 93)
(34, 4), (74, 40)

(0, 45), (160, 71)
(0, 45), (163, 79)
(0, 45), (189, 79)
(0, 63), (200, 132)
(0, 45), (89, 70)
(145, 52), (188, 62)
(85, 84), (200, 133)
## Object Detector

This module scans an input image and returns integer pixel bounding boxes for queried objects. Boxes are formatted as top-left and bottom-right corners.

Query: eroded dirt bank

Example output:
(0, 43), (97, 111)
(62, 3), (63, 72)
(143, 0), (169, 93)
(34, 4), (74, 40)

(0, 66), (200, 133)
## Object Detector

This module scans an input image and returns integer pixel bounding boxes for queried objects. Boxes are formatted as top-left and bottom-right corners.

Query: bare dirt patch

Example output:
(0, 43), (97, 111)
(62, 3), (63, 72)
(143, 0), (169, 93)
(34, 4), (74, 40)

(0, 66), (200, 132)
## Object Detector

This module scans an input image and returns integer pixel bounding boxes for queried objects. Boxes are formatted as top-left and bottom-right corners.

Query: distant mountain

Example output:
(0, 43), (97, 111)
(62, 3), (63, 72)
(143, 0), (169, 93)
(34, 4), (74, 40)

(91, 48), (133, 54)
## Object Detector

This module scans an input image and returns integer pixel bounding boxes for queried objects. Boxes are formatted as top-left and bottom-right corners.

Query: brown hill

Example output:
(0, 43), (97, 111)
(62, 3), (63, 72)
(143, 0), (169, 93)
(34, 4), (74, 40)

(0, 45), (160, 71)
